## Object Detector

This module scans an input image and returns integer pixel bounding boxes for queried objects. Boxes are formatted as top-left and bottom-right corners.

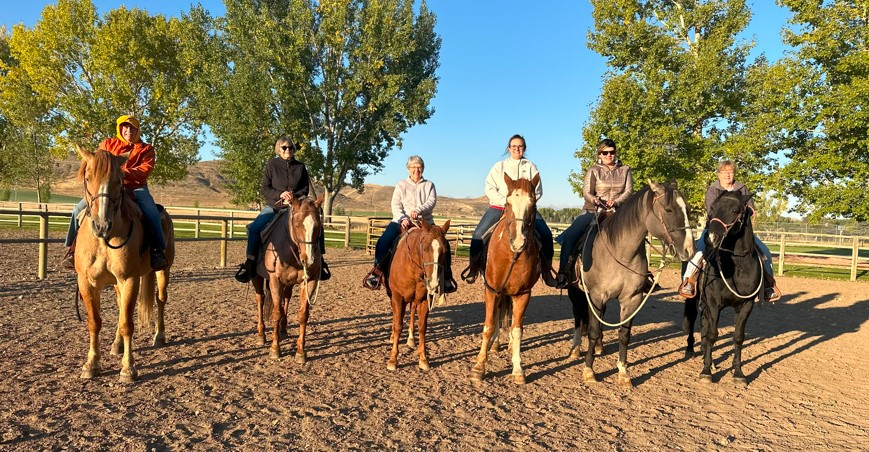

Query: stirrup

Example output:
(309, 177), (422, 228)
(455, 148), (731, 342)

(235, 264), (251, 283)
(319, 260), (332, 281)
(62, 248), (76, 271)
(363, 268), (383, 290)
(555, 272), (569, 289)
(678, 280), (695, 298)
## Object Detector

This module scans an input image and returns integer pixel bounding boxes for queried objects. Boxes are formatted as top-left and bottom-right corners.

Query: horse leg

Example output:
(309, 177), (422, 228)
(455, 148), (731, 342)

(592, 304), (604, 357)
(268, 278), (284, 360)
(683, 295), (698, 358)
(417, 298), (431, 371)
(406, 302), (416, 349)
(699, 306), (720, 382)
(616, 308), (636, 388)
(583, 302), (603, 384)
(567, 286), (585, 359)
(387, 294), (406, 371)
(281, 292), (290, 340)
(116, 278), (141, 383)
(470, 292), (498, 383)
(731, 301), (754, 383)
(111, 285), (124, 356)
(500, 297), (512, 355)
(79, 280), (103, 379)
(153, 270), (169, 347)
(295, 283), (310, 364)
(253, 279), (267, 346)
(508, 294), (530, 384)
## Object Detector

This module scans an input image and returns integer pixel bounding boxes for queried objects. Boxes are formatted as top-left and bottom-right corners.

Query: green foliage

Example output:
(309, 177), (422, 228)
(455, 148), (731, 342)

(538, 207), (582, 224)
(771, 0), (869, 221)
(333, 205), (346, 216)
(205, 0), (441, 213)
(577, 0), (776, 223)
(37, 182), (51, 203)
(2, 0), (207, 186)
(0, 187), (9, 201)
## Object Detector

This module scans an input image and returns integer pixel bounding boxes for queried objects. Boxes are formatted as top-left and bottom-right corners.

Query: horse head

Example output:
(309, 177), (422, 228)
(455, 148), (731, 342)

(288, 192), (325, 267)
(75, 144), (129, 239)
(502, 173), (539, 253)
(706, 191), (753, 251)
(418, 219), (451, 294)
(648, 180), (695, 261)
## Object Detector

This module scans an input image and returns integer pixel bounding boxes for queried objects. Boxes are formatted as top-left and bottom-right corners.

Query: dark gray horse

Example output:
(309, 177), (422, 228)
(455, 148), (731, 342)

(683, 191), (762, 383)
(568, 181), (695, 387)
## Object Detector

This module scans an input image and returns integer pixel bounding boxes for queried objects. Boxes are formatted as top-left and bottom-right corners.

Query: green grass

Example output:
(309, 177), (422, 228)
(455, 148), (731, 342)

(1, 190), (81, 204)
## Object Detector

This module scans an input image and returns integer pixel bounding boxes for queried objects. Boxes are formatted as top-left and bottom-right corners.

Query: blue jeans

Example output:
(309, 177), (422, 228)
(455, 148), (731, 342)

(65, 186), (165, 250)
(556, 211), (594, 271)
(683, 229), (774, 279)
(469, 207), (553, 263)
(245, 205), (276, 259)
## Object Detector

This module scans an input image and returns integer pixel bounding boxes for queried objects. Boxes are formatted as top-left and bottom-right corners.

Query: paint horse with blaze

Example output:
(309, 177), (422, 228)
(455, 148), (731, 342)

(470, 173), (542, 384)
(385, 219), (452, 371)
(251, 193), (325, 364)
(683, 190), (763, 383)
(73, 145), (175, 382)
(567, 181), (694, 387)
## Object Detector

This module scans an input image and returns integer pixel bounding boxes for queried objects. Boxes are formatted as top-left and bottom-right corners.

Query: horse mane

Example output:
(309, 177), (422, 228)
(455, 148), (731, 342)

(602, 185), (653, 248)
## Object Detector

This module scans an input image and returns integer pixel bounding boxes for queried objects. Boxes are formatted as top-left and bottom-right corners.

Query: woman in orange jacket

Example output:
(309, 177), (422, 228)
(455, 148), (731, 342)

(62, 115), (168, 270)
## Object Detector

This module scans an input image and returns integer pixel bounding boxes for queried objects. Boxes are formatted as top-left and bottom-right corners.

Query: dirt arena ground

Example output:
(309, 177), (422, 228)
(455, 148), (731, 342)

(0, 229), (867, 450)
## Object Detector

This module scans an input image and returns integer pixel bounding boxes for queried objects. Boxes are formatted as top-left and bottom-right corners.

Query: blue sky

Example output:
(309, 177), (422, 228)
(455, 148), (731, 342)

(3, 1), (792, 208)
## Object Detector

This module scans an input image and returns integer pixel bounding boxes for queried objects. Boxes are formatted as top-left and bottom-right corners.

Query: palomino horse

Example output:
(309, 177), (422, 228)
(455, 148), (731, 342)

(74, 145), (175, 382)
(252, 193), (325, 364)
(470, 173), (541, 384)
(683, 191), (762, 383)
(385, 219), (451, 371)
(568, 181), (694, 387)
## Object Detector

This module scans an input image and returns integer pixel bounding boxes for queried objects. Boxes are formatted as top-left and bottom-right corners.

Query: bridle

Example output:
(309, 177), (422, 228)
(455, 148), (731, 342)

(650, 190), (689, 257)
(484, 195), (537, 296)
(403, 224), (448, 307)
(285, 199), (324, 305)
(706, 203), (762, 299)
(82, 176), (133, 250)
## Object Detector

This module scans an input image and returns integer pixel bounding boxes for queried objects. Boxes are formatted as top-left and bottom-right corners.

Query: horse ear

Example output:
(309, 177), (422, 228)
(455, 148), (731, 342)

(118, 151), (131, 165)
(441, 218), (451, 234)
(531, 173), (540, 188)
(314, 191), (325, 209)
(420, 219), (431, 232)
(648, 179), (665, 196)
(75, 144), (94, 160)
(743, 192), (755, 205)
(668, 178), (678, 188)
(503, 172), (515, 187)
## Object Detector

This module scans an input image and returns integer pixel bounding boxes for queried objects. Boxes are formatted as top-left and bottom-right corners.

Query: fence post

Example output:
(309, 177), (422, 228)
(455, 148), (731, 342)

(851, 236), (859, 282)
(220, 220), (228, 268)
(195, 209), (201, 238)
(344, 216), (351, 248)
(38, 212), (48, 280)
(17, 202), (22, 228)
(777, 233), (786, 277)
(229, 211), (234, 239)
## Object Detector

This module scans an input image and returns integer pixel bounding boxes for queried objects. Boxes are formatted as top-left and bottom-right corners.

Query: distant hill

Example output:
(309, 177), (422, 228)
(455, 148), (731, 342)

(51, 155), (489, 218)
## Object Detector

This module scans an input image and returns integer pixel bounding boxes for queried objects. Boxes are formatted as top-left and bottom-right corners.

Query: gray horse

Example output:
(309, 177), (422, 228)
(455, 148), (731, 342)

(567, 181), (695, 387)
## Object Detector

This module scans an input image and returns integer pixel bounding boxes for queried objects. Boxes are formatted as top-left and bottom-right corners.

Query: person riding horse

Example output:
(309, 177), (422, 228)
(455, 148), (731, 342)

(555, 138), (632, 289)
(678, 160), (781, 302)
(62, 115), (168, 271)
(363, 155), (457, 293)
(235, 136), (330, 283)
(462, 134), (557, 287)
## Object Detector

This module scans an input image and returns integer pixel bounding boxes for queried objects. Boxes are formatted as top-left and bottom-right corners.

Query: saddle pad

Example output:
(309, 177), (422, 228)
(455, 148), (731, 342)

(260, 208), (298, 273)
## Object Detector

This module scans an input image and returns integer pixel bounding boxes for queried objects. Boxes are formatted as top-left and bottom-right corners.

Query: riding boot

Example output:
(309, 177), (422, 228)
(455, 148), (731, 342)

(555, 254), (576, 289)
(319, 257), (332, 281)
(763, 271), (781, 302)
(461, 252), (481, 284)
(62, 244), (76, 270)
(150, 248), (169, 271)
(678, 267), (700, 298)
(363, 265), (383, 290)
(235, 256), (256, 283)
(443, 266), (458, 294)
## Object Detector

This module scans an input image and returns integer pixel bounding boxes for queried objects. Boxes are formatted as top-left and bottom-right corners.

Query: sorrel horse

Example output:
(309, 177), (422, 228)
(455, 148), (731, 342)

(568, 181), (694, 387)
(252, 193), (325, 364)
(469, 173), (541, 384)
(74, 145), (175, 382)
(385, 219), (451, 371)
(683, 191), (762, 383)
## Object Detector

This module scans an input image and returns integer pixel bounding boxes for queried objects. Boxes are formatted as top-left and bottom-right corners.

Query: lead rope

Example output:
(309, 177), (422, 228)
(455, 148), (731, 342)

(714, 252), (764, 299)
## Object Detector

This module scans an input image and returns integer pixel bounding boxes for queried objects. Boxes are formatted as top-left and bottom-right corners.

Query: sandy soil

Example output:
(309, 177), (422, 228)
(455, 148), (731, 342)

(1, 229), (867, 450)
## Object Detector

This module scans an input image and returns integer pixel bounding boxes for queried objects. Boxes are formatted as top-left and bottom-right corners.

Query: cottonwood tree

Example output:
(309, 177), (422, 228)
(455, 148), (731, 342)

(5, 0), (208, 184)
(206, 0), (440, 214)
(571, 0), (776, 219)
(772, 0), (869, 221)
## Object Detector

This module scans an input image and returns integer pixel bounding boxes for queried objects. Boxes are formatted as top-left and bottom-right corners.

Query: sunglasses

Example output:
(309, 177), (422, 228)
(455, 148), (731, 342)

(280, 145), (295, 151)
(599, 151), (616, 156)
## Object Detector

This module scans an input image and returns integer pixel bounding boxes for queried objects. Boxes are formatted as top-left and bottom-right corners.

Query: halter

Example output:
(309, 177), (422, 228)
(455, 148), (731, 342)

(650, 191), (689, 256)
(284, 199), (324, 306)
(82, 177), (133, 249)
(402, 223), (447, 308)
(484, 205), (537, 297)
(706, 204), (763, 299)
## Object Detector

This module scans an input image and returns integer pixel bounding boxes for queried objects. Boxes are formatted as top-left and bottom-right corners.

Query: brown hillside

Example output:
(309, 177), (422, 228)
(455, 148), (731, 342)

(52, 156), (488, 217)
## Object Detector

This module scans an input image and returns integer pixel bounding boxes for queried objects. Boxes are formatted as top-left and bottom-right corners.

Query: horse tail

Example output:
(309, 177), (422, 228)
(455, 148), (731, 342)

(138, 272), (156, 332)
(262, 278), (274, 322)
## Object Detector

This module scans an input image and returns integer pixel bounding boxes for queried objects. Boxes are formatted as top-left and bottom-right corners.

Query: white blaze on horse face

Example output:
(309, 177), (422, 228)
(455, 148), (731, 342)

(429, 238), (442, 292)
(95, 180), (111, 232)
(303, 215), (316, 266)
(676, 195), (695, 256)
(509, 189), (532, 250)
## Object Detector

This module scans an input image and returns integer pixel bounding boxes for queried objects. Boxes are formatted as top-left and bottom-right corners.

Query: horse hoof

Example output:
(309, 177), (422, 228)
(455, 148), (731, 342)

(699, 373), (713, 383)
(406, 340), (416, 349)
(256, 336), (266, 346)
(469, 368), (484, 383)
(617, 374), (633, 388)
(387, 361), (397, 371)
(511, 373), (526, 385)
(437, 294), (446, 307)
(684, 349), (694, 359)
(294, 351), (307, 364)
(418, 360), (430, 371)
(152, 336), (166, 348)
(568, 346), (582, 360)
(582, 367), (597, 383)
(594, 344), (604, 356)
(80, 365), (101, 379)
(269, 348), (281, 360)
(110, 343), (123, 356)
(119, 369), (139, 383)
(733, 374), (747, 384)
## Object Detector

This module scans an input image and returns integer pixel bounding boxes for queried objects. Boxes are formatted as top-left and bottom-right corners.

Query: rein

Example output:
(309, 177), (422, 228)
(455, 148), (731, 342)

(402, 223), (447, 309)
(82, 178), (134, 249)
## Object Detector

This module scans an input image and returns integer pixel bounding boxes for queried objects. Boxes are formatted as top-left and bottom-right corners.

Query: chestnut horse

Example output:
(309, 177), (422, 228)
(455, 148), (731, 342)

(252, 193), (325, 364)
(74, 145), (175, 382)
(385, 219), (451, 371)
(470, 173), (541, 384)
